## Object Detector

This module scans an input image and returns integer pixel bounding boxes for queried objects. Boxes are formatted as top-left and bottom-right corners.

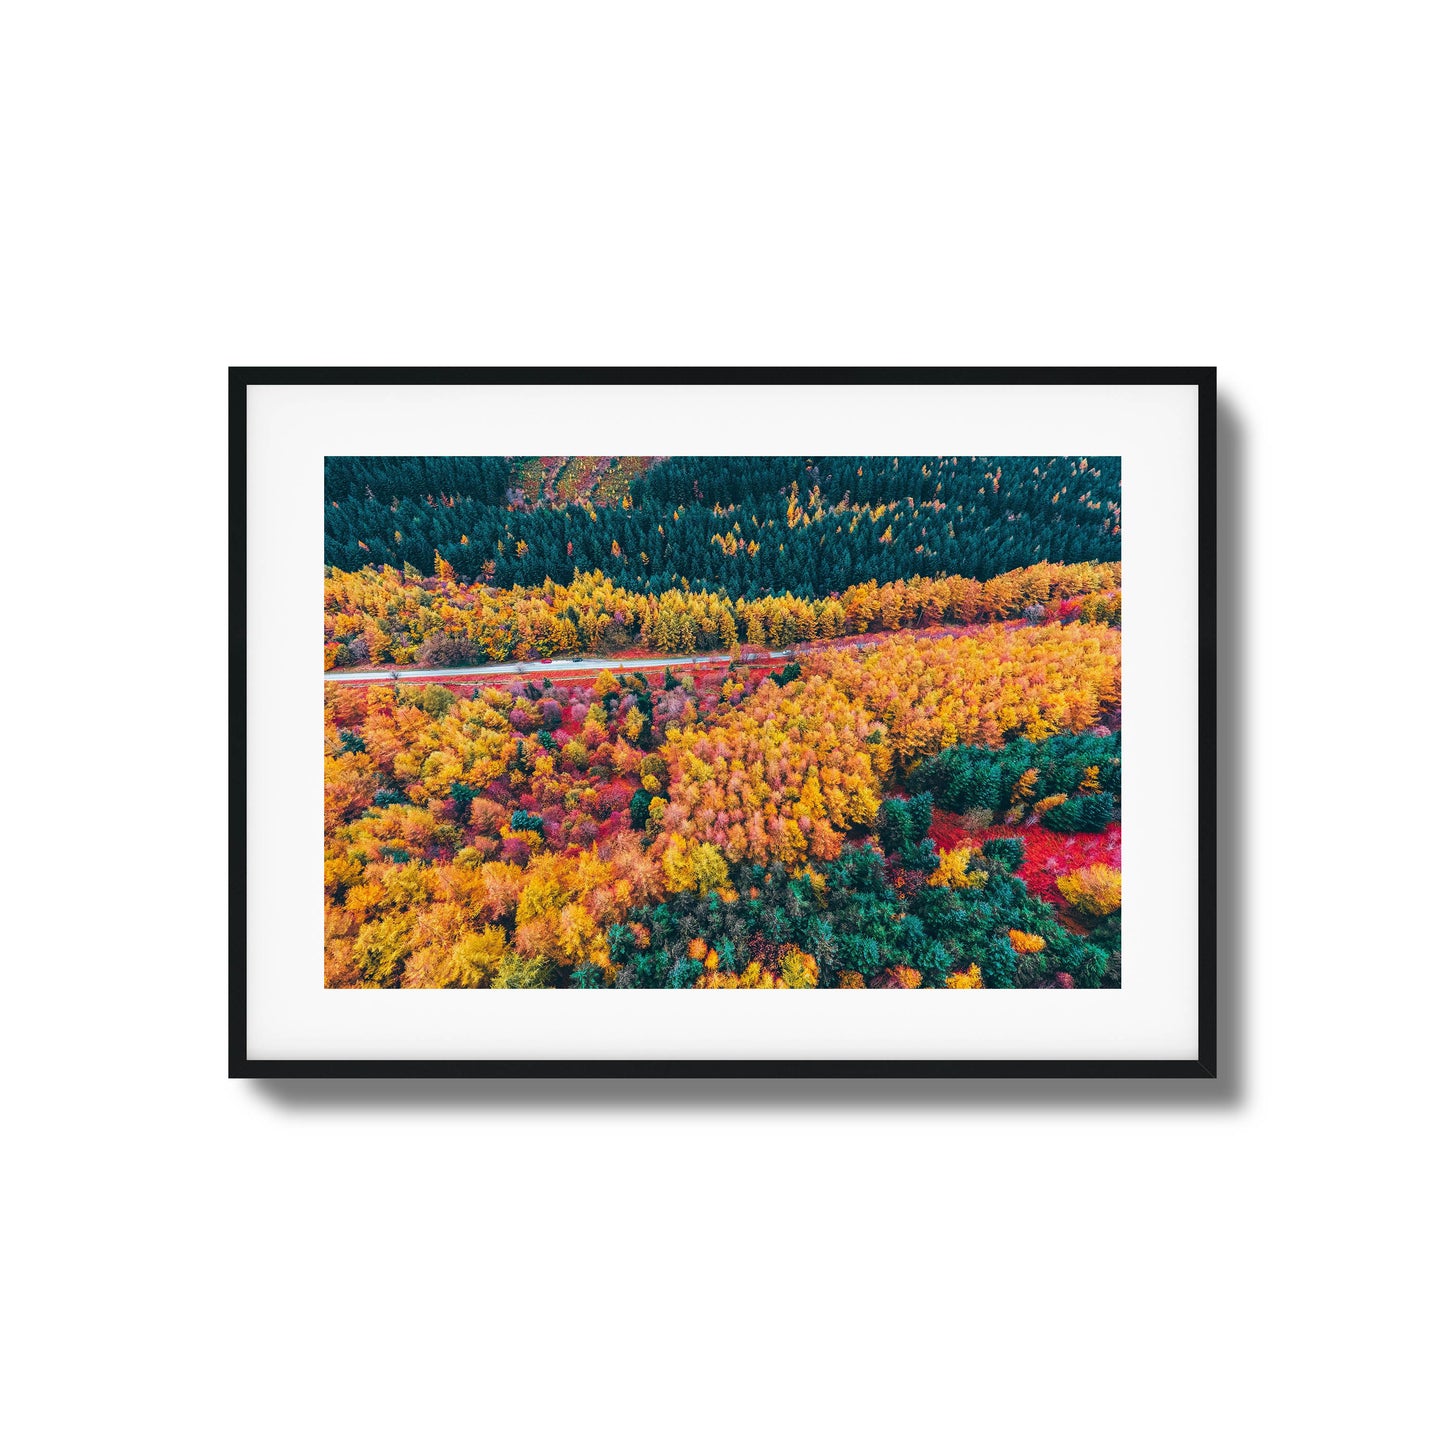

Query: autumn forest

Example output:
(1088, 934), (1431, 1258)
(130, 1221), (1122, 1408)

(323, 456), (1122, 989)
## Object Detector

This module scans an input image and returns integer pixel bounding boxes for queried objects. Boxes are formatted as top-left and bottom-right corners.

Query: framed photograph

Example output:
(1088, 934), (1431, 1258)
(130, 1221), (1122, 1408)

(232, 367), (1215, 1078)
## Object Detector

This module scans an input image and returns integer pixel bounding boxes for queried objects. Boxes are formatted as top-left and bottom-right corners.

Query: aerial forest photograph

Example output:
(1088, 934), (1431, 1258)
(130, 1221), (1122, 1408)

(322, 455), (1122, 990)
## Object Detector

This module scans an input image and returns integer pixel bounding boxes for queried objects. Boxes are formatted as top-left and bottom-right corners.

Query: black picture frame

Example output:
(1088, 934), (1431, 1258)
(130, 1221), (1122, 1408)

(230, 366), (1217, 1080)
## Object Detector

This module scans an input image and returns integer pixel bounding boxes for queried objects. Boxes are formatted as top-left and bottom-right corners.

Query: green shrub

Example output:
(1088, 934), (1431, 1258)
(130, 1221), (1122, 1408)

(911, 731), (1121, 820)
(980, 936), (1019, 989)
(981, 836), (1024, 873)
(1039, 793), (1114, 833)
(419, 684), (457, 717)
(878, 791), (933, 853)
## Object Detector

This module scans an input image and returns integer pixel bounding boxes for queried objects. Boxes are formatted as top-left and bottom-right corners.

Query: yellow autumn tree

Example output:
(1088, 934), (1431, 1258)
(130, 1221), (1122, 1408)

(928, 846), (988, 890)
(945, 965), (984, 989)
(1057, 864), (1122, 917)
(778, 946), (819, 989)
(661, 839), (732, 896)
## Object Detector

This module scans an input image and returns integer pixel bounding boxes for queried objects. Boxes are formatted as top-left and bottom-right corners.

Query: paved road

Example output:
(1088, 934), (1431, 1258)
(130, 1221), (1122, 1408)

(326, 649), (797, 684)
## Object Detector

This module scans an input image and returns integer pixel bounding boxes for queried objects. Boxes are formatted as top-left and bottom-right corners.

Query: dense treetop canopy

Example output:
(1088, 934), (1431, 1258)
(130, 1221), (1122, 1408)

(323, 625), (1123, 991)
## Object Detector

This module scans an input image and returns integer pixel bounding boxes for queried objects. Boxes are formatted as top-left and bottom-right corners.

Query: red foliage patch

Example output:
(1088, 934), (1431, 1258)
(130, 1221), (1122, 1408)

(593, 810), (631, 844)
(927, 808), (974, 854)
(1013, 824), (1120, 908)
(927, 812), (1121, 909)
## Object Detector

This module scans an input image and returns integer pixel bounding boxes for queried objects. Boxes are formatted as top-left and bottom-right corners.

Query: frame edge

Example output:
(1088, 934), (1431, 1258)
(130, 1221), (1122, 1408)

(229, 366), (1220, 1080)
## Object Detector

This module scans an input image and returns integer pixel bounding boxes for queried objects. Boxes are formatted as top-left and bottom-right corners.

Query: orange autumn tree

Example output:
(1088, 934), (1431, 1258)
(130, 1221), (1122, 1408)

(654, 673), (886, 870)
(324, 682), (516, 819)
(323, 676), (667, 987)
(325, 828), (663, 989)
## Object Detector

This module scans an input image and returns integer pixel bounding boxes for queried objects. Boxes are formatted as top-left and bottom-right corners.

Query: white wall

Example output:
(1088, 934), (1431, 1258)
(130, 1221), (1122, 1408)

(5, 4), (1438, 1443)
